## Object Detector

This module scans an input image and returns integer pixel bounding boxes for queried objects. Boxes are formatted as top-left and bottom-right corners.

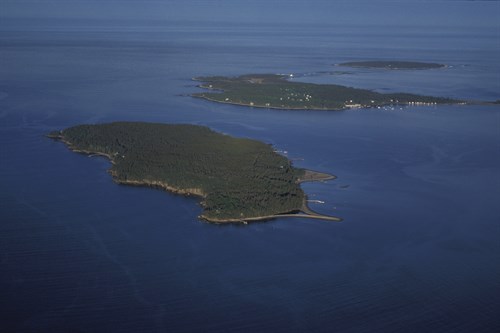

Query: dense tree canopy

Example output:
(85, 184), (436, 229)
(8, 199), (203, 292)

(53, 122), (306, 220)
(193, 74), (460, 110)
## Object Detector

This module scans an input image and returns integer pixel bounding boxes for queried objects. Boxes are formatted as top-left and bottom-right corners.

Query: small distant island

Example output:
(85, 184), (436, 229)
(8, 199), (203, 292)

(337, 61), (446, 70)
(49, 122), (340, 223)
(192, 74), (460, 111)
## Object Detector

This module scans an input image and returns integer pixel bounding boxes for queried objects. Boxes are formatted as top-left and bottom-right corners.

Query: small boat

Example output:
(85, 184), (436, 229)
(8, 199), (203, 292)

(307, 200), (325, 204)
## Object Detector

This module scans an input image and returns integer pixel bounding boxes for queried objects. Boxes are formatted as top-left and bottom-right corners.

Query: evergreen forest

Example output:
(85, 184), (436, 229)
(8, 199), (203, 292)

(52, 122), (306, 220)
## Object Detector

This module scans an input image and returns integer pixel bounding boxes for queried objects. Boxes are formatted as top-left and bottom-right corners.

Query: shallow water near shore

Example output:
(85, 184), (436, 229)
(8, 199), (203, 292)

(1, 1), (500, 332)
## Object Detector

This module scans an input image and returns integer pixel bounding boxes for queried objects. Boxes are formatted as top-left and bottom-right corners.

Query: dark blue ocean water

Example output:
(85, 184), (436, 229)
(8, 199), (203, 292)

(1, 1), (499, 332)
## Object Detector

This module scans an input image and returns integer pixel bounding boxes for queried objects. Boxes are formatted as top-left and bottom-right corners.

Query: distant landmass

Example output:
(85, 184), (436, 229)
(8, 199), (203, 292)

(192, 74), (460, 111)
(49, 122), (340, 223)
(337, 61), (446, 70)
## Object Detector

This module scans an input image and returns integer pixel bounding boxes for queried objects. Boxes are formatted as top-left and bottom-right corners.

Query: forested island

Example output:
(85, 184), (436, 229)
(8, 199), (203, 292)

(337, 61), (446, 70)
(48, 122), (340, 223)
(192, 74), (460, 111)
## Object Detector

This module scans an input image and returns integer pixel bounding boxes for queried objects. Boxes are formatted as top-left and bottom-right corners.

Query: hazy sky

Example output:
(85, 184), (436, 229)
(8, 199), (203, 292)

(1, 0), (498, 27)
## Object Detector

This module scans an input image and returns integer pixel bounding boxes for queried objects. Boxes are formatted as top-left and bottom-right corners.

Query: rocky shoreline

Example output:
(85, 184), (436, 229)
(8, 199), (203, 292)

(49, 131), (340, 224)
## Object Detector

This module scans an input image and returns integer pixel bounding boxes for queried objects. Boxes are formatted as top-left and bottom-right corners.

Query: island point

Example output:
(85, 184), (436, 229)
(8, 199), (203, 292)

(49, 122), (340, 224)
(192, 74), (460, 111)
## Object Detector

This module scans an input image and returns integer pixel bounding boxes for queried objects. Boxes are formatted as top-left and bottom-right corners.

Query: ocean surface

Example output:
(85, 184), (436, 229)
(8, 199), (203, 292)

(1, 1), (499, 332)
